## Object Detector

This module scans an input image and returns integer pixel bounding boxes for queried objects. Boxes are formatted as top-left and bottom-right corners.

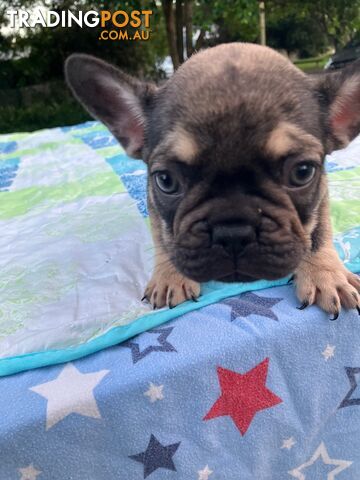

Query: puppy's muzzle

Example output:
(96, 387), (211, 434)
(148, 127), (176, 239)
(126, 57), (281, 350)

(172, 197), (307, 283)
(212, 223), (256, 256)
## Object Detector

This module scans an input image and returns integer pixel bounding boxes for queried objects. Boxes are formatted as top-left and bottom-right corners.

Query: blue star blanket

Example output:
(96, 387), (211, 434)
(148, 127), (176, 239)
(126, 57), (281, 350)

(1, 283), (360, 479)
(0, 123), (359, 479)
(0, 122), (359, 377)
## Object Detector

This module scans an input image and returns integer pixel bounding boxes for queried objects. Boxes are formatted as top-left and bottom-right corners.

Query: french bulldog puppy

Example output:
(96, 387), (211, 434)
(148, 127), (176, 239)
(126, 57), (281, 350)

(65, 43), (360, 319)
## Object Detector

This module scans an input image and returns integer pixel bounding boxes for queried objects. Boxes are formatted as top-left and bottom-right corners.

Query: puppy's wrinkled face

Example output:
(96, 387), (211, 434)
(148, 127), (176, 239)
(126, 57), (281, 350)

(146, 45), (325, 282)
(65, 43), (360, 284)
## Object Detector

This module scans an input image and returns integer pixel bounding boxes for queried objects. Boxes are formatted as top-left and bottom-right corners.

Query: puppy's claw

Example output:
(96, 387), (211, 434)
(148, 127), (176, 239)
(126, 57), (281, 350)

(357, 306), (360, 316)
(295, 263), (360, 317)
(297, 302), (309, 310)
(144, 271), (201, 309)
(191, 295), (199, 302)
(141, 295), (148, 302)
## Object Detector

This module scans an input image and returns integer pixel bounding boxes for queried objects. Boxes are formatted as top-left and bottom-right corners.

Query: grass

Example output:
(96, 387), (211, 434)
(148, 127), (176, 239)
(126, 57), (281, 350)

(0, 98), (90, 134)
(294, 53), (332, 72)
(0, 52), (333, 134)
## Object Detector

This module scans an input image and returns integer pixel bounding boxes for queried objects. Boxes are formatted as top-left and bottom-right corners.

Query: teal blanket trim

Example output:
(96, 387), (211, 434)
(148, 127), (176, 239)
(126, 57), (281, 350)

(1, 262), (358, 377)
(0, 278), (287, 376)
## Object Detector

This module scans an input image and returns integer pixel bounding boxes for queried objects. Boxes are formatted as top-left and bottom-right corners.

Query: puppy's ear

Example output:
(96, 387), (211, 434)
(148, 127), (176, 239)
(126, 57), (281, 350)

(315, 59), (360, 149)
(65, 54), (156, 159)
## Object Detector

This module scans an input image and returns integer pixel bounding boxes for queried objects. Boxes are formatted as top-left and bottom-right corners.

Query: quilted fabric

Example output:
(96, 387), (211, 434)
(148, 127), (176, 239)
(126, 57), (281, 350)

(0, 122), (359, 376)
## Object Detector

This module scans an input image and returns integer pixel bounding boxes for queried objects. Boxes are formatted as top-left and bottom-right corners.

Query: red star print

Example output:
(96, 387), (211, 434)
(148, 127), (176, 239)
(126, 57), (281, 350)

(203, 358), (282, 435)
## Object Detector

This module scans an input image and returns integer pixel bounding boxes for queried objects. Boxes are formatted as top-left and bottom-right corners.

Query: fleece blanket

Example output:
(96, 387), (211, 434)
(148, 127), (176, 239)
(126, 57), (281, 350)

(0, 121), (359, 376)
(1, 283), (360, 479)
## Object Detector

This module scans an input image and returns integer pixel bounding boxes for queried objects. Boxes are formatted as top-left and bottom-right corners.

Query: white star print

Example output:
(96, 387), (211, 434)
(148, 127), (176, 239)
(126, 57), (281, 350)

(18, 464), (41, 480)
(281, 437), (296, 450)
(289, 442), (352, 479)
(322, 344), (336, 361)
(198, 465), (213, 480)
(30, 363), (109, 430)
(144, 382), (164, 403)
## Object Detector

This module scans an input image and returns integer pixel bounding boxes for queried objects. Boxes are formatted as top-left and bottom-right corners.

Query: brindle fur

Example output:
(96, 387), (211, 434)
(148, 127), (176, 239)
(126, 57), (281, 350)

(65, 43), (360, 315)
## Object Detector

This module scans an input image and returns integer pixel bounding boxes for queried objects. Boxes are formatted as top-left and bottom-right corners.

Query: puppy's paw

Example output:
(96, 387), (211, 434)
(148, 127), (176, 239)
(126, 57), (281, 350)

(143, 270), (201, 309)
(295, 264), (360, 319)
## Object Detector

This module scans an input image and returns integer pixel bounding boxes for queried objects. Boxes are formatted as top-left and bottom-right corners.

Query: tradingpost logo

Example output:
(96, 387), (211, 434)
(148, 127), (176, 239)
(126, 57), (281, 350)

(6, 8), (153, 41)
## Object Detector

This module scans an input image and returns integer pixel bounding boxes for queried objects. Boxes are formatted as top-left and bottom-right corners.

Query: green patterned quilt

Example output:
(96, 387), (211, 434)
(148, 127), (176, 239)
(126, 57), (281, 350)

(0, 121), (359, 376)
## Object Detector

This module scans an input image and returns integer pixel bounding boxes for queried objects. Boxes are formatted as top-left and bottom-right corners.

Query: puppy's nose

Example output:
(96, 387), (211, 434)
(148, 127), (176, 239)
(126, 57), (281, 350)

(212, 223), (255, 255)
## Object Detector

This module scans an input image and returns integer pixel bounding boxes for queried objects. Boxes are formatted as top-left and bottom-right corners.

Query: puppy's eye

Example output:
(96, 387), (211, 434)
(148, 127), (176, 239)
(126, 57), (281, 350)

(288, 162), (316, 187)
(154, 171), (180, 194)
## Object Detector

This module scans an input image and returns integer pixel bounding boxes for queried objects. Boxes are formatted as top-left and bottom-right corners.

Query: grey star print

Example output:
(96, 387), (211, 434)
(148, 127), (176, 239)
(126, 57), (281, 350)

(129, 434), (180, 478)
(339, 367), (360, 409)
(123, 327), (177, 364)
(220, 291), (283, 321)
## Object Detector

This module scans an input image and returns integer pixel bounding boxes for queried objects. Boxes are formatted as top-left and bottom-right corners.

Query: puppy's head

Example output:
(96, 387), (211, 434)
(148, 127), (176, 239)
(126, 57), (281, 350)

(65, 44), (360, 282)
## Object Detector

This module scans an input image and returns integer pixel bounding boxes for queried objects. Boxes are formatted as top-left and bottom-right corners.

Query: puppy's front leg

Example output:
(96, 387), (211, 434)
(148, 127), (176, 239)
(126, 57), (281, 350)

(295, 204), (360, 318)
(143, 226), (201, 309)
